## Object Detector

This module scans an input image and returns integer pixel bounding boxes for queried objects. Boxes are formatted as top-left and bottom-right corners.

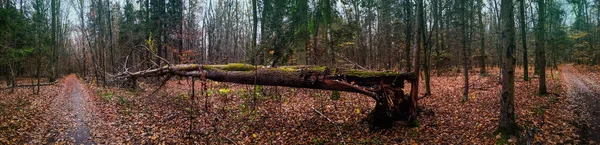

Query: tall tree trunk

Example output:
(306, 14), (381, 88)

(252, 0), (258, 64)
(108, 2), (115, 73)
(438, 0), (445, 76)
(78, 0), (90, 79)
(536, 0), (547, 95)
(461, 0), (470, 102)
(520, 0), (528, 81)
(411, 0), (424, 122)
(499, 0), (518, 135)
(479, 0), (487, 75)
(424, 1), (431, 95)
(100, 0), (107, 86)
(50, 0), (57, 82)
(404, 0), (413, 71)
(312, 10), (321, 65)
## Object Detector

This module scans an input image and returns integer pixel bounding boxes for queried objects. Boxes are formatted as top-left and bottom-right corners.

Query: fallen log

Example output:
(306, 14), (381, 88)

(115, 63), (418, 129)
(0, 80), (58, 90)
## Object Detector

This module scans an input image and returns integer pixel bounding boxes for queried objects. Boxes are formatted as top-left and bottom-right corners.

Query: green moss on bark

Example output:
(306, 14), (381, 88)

(223, 63), (255, 71)
(202, 63), (255, 71)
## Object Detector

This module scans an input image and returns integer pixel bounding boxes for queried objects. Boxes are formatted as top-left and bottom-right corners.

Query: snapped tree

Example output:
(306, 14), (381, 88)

(114, 63), (419, 129)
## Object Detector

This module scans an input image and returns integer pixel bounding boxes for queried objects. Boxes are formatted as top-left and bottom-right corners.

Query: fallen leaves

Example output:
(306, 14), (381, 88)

(0, 66), (584, 144)
(0, 78), (62, 144)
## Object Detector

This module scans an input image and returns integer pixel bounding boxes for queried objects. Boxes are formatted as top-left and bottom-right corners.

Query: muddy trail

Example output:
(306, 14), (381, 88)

(560, 64), (600, 144)
(44, 74), (95, 144)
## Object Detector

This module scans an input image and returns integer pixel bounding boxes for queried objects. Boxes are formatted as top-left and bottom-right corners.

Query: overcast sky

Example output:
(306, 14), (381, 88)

(61, 0), (589, 32)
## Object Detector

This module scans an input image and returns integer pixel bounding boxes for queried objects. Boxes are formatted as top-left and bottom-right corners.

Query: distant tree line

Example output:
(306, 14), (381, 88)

(1, 0), (599, 107)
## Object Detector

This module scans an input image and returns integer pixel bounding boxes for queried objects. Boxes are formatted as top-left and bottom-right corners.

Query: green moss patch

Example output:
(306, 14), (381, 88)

(203, 63), (256, 71)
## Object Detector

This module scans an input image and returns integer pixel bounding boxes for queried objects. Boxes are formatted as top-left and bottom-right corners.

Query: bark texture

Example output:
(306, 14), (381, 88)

(536, 0), (547, 95)
(499, 0), (519, 135)
(116, 63), (418, 129)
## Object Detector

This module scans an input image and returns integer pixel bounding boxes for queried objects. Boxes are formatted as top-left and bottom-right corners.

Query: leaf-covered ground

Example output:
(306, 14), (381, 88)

(0, 78), (66, 144)
(0, 67), (581, 144)
(83, 67), (577, 144)
(561, 64), (600, 144)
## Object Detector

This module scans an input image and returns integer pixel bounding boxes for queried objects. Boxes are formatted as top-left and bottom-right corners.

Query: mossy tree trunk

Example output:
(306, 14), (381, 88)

(115, 63), (418, 129)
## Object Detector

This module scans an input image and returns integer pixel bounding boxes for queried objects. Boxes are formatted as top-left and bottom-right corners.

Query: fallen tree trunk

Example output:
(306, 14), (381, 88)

(115, 63), (418, 129)
(0, 80), (58, 90)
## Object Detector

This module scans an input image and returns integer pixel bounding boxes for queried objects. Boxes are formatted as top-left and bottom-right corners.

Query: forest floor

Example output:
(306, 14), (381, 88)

(0, 66), (588, 144)
(560, 64), (600, 144)
(0, 74), (95, 144)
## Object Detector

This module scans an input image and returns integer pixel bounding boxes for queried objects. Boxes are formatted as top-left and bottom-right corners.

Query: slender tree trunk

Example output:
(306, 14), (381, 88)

(312, 11), (321, 65)
(109, 2), (115, 74)
(434, 0), (440, 76)
(520, 0), (528, 81)
(404, 0), (413, 71)
(438, 1), (445, 76)
(9, 62), (15, 93)
(252, 0), (258, 64)
(78, 0), (90, 79)
(461, 0), (470, 102)
(479, 0), (487, 75)
(411, 0), (424, 121)
(499, 0), (518, 135)
(536, 0), (547, 95)
(50, 0), (57, 82)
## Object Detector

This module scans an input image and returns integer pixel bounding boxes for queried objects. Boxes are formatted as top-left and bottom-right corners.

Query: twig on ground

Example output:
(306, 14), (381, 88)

(335, 52), (365, 70)
(220, 135), (238, 145)
(311, 107), (346, 145)
(0, 80), (59, 90)
(418, 93), (431, 100)
(148, 75), (173, 97)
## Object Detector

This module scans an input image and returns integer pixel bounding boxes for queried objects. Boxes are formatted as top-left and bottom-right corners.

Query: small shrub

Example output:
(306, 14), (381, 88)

(101, 92), (113, 103)
(409, 119), (421, 127)
(548, 95), (559, 104)
(117, 96), (132, 108)
(218, 88), (231, 95)
(359, 138), (383, 145)
(330, 91), (341, 100)
(311, 138), (329, 145)
(533, 103), (547, 116)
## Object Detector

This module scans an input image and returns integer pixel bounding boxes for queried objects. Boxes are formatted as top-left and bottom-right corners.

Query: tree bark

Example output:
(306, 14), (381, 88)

(116, 64), (418, 129)
(499, 0), (518, 135)
(252, 0), (258, 62)
(419, 0), (430, 95)
(536, 0), (547, 95)
(520, 0), (528, 81)
(479, 0), (487, 75)
(50, 0), (57, 82)
(411, 0), (424, 123)
(404, 0), (413, 71)
(461, 0), (471, 102)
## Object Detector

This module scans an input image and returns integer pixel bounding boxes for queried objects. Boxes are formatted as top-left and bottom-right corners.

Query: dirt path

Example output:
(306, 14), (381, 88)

(45, 74), (95, 144)
(560, 64), (600, 143)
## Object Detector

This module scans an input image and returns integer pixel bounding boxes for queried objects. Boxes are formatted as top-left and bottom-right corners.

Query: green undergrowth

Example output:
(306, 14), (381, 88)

(532, 103), (547, 116)
(98, 90), (132, 115)
(408, 119), (421, 127)
(495, 123), (522, 145)
(357, 138), (383, 145)
(100, 91), (113, 103)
